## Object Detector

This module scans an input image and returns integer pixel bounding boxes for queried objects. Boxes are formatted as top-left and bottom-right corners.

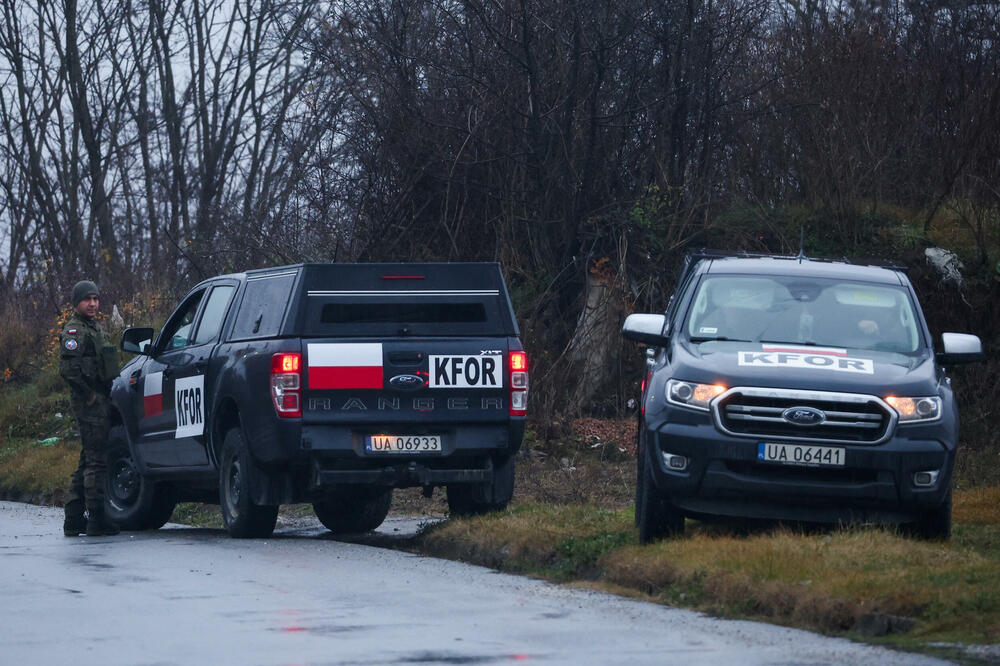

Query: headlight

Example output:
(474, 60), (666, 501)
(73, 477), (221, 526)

(885, 396), (941, 422)
(667, 379), (726, 411)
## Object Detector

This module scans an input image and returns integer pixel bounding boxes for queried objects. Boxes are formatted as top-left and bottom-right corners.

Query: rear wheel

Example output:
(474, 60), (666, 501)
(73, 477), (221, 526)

(219, 428), (278, 538)
(313, 488), (393, 534)
(105, 427), (177, 530)
(636, 453), (684, 544)
(447, 455), (515, 517)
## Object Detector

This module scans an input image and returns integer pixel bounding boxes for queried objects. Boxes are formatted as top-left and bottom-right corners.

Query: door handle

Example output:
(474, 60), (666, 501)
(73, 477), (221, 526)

(193, 361), (207, 373)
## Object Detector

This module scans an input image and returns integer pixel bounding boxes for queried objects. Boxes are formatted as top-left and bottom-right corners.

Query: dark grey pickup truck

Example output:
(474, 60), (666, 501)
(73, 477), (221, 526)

(623, 252), (983, 542)
(106, 263), (528, 537)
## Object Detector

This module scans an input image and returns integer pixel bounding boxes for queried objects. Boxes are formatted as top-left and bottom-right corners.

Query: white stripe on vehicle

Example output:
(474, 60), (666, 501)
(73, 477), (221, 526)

(307, 343), (383, 367)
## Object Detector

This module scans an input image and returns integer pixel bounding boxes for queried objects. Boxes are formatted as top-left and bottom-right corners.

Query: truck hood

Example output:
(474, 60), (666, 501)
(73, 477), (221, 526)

(673, 340), (939, 396)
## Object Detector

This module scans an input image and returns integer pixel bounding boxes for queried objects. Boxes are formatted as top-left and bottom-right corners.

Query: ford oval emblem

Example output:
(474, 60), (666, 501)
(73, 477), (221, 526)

(389, 374), (426, 391)
(782, 406), (826, 426)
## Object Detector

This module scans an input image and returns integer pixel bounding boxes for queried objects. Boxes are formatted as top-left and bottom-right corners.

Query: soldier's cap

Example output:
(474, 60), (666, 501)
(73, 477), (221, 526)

(71, 280), (99, 306)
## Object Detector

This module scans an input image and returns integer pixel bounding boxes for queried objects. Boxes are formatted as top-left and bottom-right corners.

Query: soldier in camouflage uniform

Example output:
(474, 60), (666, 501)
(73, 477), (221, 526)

(60, 280), (121, 537)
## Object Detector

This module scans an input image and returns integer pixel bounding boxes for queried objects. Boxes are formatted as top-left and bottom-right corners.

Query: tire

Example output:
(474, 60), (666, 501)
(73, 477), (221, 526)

(446, 455), (515, 517)
(910, 489), (952, 541)
(313, 488), (393, 534)
(634, 439), (645, 528)
(219, 427), (278, 538)
(105, 426), (177, 530)
(636, 452), (684, 544)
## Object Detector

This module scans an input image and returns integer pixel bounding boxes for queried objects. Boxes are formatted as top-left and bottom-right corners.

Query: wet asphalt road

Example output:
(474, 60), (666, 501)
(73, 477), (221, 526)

(0, 501), (947, 666)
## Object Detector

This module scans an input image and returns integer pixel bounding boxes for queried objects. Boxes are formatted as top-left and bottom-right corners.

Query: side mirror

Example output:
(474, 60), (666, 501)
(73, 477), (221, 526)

(622, 314), (670, 346)
(937, 332), (984, 365)
(121, 327), (155, 355)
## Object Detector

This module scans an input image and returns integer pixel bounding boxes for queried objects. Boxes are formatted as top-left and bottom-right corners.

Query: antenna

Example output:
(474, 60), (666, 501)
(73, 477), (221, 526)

(798, 225), (806, 263)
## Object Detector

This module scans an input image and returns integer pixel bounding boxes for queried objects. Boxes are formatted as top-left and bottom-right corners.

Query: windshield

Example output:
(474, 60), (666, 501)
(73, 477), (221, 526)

(684, 275), (923, 353)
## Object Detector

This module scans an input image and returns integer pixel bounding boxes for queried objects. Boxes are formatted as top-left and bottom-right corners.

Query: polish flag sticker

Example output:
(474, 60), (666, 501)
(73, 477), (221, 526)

(144, 371), (164, 416)
(307, 343), (383, 390)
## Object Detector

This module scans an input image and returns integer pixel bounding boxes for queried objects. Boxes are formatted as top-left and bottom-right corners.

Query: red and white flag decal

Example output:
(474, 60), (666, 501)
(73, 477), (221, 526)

(144, 371), (163, 416)
(762, 344), (846, 357)
(307, 343), (383, 390)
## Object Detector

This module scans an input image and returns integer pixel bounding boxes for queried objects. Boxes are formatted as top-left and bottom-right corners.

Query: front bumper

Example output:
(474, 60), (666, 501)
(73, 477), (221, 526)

(644, 418), (954, 524)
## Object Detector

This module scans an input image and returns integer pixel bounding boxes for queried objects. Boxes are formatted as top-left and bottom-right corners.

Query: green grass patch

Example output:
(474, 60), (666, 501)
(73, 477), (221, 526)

(416, 492), (1000, 649)
(171, 503), (224, 529)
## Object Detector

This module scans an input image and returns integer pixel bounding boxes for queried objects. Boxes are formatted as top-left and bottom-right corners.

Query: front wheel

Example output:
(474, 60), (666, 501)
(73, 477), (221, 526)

(219, 427), (278, 538)
(909, 489), (952, 541)
(636, 453), (684, 544)
(105, 427), (177, 530)
(313, 488), (393, 534)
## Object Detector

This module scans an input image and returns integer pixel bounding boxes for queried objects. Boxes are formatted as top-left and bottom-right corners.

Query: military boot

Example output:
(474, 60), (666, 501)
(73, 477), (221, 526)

(63, 513), (87, 536)
(85, 507), (120, 537)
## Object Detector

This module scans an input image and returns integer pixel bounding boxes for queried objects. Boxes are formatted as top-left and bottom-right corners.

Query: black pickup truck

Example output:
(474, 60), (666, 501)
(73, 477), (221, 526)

(623, 252), (983, 542)
(106, 263), (527, 537)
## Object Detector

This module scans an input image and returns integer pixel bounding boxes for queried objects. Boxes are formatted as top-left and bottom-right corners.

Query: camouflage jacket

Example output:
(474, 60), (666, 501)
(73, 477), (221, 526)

(59, 312), (119, 404)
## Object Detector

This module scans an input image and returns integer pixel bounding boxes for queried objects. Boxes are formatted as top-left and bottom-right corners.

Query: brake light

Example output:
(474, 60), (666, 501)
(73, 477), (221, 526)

(509, 350), (528, 416)
(271, 353), (302, 418)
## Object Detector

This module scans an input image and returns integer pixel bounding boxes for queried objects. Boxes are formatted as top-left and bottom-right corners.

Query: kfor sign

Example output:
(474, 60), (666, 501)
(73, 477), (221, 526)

(738, 350), (874, 375)
(175, 375), (206, 437)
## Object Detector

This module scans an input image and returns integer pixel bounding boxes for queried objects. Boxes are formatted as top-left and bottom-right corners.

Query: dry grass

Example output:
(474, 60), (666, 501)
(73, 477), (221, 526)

(417, 493), (1000, 645)
(0, 439), (78, 500)
(954, 485), (1000, 524)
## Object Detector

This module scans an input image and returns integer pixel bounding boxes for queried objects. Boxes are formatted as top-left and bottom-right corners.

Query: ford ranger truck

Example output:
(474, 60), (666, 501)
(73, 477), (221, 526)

(622, 253), (983, 543)
(108, 263), (527, 537)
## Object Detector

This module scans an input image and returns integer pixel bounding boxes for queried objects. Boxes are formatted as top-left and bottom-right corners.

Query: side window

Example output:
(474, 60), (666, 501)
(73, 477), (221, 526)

(160, 291), (205, 351)
(231, 273), (297, 340)
(192, 285), (236, 345)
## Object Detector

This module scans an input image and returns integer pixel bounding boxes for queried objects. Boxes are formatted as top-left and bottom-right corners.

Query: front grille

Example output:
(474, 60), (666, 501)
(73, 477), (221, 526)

(713, 387), (895, 444)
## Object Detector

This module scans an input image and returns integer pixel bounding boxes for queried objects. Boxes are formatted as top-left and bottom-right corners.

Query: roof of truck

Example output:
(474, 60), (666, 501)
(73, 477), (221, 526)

(702, 257), (905, 285)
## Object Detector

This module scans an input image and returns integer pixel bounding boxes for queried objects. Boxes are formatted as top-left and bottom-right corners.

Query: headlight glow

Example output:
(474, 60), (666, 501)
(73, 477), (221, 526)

(667, 379), (726, 411)
(885, 396), (941, 422)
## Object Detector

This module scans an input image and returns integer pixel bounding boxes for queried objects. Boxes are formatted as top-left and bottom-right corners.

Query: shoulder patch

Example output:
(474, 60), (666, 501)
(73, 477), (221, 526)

(64, 339), (78, 351)
(67, 329), (77, 334)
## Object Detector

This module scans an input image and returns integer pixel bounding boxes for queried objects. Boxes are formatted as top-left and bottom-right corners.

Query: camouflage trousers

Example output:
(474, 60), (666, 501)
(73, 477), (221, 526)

(64, 397), (110, 515)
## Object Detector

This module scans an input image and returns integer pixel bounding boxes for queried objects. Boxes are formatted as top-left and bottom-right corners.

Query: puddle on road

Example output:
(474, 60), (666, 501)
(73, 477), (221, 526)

(393, 653), (535, 664)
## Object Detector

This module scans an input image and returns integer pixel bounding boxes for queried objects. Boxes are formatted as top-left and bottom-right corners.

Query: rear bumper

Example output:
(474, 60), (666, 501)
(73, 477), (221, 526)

(311, 459), (494, 488)
(644, 419), (954, 524)
(299, 421), (524, 489)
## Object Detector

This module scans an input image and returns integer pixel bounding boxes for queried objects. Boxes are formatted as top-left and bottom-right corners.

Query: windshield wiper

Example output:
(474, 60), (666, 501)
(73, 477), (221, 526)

(689, 336), (753, 343)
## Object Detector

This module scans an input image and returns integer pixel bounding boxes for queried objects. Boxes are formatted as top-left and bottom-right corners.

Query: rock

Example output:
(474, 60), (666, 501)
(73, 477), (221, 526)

(852, 613), (917, 636)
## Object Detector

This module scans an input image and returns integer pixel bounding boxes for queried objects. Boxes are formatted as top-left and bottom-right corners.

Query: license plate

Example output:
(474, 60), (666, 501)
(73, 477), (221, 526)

(757, 442), (845, 467)
(366, 434), (442, 453)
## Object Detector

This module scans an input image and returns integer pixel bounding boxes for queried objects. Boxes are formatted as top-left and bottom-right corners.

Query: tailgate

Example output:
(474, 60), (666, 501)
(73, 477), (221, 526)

(302, 339), (512, 425)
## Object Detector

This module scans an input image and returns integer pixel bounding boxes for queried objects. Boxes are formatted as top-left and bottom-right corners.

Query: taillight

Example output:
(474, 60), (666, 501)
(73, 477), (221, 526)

(271, 353), (302, 418)
(509, 350), (528, 416)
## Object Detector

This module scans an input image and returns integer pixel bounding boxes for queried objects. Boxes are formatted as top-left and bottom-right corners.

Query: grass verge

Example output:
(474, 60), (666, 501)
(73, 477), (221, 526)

(415, 487), (1000, 654)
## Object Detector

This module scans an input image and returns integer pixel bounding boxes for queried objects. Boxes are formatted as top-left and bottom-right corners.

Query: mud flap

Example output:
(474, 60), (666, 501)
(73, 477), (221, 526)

(246, 454), (296, 506)
(469, 454), (515, 504)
